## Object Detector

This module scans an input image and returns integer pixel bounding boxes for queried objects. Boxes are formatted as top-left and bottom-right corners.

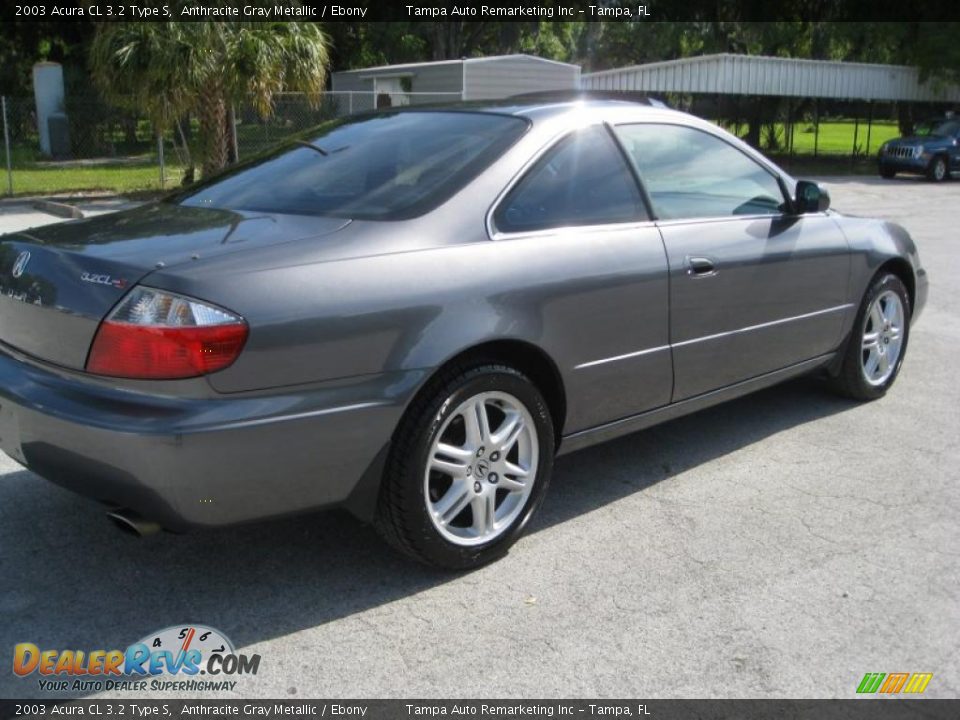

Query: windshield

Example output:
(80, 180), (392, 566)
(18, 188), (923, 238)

(915, 119), (960, 138)
(176, 111), (528, 220)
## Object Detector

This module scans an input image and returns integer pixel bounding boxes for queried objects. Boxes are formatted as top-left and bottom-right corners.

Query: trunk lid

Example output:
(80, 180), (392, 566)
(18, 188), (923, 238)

(0, 203), (349, 369)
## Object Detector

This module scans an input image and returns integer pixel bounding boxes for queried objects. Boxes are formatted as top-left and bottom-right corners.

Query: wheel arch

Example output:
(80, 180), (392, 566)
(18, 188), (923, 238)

(828, 256), (916, 380)
(411, 339), (567, 447)
(876, 257), (916, 314)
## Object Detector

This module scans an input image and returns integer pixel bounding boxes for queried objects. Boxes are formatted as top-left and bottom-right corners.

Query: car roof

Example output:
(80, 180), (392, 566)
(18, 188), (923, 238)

(356, 97), (799, 193)
(423, 96), (668, 119)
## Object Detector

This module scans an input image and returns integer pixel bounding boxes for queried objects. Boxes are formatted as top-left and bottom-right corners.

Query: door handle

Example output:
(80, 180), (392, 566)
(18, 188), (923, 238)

(687, 256), (717, 277)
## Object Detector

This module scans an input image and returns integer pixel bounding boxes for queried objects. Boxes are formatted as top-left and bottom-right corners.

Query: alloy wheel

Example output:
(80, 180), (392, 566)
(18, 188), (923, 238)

(861, 290), (905, 386)
(933, 158), (946, 181)
(424, 391), (538, 546)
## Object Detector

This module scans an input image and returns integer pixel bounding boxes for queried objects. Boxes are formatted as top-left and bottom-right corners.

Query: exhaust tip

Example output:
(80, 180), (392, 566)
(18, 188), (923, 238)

(107, 509), (161, 537)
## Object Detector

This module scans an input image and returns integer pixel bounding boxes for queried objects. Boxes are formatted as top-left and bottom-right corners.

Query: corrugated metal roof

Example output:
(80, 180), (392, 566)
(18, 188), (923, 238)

(581, 54), (960, 102)
(334, 54), (579, 77)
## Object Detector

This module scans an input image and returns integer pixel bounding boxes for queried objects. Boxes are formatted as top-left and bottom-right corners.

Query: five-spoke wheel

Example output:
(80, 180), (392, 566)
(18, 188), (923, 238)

(832, 272), (911, 401)
(376, 362), (554, 569)
(425, 391), (538, 546)
(860, 290), (905, 386)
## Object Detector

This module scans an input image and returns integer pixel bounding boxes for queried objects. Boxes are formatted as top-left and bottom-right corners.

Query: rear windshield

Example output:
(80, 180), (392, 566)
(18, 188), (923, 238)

(176, 111), (528, 220)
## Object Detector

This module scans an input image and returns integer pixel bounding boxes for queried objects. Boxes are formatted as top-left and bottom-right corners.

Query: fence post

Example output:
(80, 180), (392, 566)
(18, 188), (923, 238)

(157, 133), (165, 189)
(2, 96), (12, 196)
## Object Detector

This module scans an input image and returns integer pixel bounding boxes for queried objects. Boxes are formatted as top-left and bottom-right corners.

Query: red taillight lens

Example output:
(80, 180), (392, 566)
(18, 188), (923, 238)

(86, 287), (248, 379)
(87, 322), (248, 379)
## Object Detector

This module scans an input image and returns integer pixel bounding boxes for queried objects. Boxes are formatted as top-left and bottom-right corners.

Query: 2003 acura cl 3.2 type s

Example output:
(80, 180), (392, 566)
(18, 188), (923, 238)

(0, 99), (927, 569)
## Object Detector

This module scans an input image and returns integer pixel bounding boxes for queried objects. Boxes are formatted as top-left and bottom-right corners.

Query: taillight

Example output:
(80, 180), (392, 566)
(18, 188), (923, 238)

(86, 287), (248, 379)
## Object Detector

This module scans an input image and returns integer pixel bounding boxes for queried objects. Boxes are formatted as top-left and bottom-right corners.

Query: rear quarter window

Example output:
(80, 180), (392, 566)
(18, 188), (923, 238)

(494, 125), (647, 234)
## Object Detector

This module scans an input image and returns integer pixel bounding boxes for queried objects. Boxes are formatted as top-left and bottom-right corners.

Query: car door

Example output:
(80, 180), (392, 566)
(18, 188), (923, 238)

(490, 124), (672, 432)
(614, 122), (851, 402)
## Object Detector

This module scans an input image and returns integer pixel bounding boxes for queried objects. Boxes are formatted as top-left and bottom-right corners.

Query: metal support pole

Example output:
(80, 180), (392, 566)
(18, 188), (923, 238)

(2, 96), (12, 196)
(866, 101), (874, 155)
(733, 95), (743, 137)
(157, 133), (165, 189)
(788, 99), (795, 162)
(814, 98), (820, 158)
(853, 107), (860, 159)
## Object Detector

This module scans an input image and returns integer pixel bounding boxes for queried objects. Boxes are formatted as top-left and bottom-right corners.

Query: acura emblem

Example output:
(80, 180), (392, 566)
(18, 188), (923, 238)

(11, 251), (31, 279)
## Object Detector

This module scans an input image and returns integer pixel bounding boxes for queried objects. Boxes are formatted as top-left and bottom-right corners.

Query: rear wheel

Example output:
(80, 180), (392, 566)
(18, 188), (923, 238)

(927, 155), (948, 182)
(375, 362), (554, 569)
(879, 166), (896, 179)
(831, 273), (910, 401)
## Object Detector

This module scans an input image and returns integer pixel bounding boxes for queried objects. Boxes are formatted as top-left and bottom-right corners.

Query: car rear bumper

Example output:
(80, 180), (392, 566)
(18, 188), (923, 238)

(0, 346), (421, 530)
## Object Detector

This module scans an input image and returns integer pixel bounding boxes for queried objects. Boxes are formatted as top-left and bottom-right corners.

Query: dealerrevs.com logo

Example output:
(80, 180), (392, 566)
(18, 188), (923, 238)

(13, 625), (260, 693)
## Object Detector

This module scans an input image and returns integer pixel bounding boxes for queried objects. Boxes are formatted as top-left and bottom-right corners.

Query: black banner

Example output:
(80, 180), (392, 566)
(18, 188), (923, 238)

(2, 701), (960, 720)
(2, 0), (960, 23)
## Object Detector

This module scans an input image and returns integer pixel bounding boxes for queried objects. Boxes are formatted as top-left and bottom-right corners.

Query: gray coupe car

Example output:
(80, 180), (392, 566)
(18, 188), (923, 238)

(0, 99), (927, 568)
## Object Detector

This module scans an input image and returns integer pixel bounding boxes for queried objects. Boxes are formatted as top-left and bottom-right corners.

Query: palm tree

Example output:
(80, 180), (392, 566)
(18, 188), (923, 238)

(90, 17), (330, 178)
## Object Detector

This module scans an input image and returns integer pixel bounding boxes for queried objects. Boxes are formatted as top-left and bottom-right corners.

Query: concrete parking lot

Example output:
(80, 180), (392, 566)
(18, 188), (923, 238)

(1, 177), (957, 699)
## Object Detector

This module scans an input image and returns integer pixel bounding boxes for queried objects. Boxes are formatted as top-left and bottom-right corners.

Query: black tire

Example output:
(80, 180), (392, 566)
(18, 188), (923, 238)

(879, 166), (896, 179)
(375, 361), (554, 570)
(926, 155), (948, 182)
(830, 272), (911, 401)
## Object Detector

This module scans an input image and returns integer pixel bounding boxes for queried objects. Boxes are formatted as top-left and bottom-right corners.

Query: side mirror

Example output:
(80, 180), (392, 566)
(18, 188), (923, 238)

(795, 180), (830, 214)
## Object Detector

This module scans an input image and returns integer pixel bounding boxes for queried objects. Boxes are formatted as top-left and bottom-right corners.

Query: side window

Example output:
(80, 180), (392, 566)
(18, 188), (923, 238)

(494, 125), (646, 234)
(615, 124), (787, 221)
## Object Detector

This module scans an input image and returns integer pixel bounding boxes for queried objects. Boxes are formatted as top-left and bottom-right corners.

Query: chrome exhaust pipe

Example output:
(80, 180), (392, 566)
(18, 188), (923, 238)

(107, 509), (161, 537)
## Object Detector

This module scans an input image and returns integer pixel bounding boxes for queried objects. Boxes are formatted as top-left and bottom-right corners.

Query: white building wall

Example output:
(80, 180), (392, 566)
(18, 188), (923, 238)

(409, 64), (464, 95)
(463, 56), (580, 100)
(582, 54), (960, 102)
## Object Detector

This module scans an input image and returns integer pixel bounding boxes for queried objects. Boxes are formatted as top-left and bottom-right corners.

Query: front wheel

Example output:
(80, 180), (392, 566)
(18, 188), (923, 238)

(375, 362), (554, 569)
(927, 155), (948, 182)
(830, 273), (911, 401)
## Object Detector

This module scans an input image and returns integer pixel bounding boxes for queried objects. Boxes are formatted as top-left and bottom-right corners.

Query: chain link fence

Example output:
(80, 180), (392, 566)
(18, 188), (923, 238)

(1, 91), (462, 197)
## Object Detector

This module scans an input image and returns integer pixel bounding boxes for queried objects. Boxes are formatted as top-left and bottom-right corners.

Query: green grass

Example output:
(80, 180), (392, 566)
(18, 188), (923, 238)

(5, 161), (184, 196)
(722, 119), (901, 156)
(2, 135), (184, 196)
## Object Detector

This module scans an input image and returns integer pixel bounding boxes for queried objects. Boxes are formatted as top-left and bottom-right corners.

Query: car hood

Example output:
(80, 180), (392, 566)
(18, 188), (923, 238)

(889, 135), (952, 147)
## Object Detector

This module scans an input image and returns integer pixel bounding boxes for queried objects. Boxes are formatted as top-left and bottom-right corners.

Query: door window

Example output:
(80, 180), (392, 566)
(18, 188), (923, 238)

(615, 124), (787, 220)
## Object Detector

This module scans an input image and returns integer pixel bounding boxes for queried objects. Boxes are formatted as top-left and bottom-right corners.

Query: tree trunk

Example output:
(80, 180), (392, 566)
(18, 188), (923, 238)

(224, 105), (237, 165)
(123, 117), (138, 145)
(744, 97), (763, 149)
(897, 102), (915, 137)
(198, 82), (229, 177)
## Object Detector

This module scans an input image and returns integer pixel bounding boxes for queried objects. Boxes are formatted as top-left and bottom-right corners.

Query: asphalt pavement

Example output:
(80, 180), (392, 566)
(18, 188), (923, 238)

(1, 177), (957, 699)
